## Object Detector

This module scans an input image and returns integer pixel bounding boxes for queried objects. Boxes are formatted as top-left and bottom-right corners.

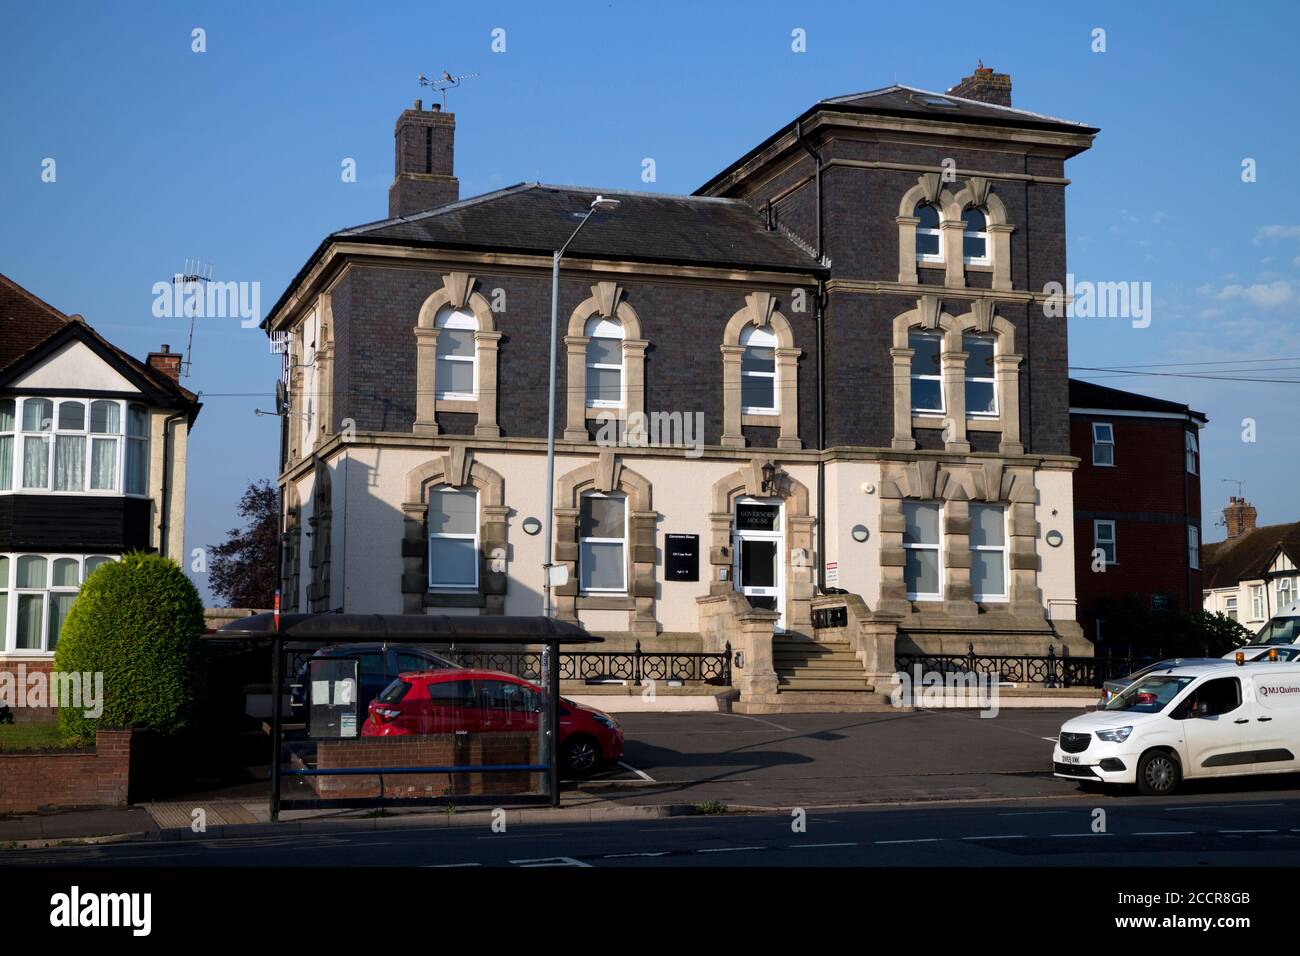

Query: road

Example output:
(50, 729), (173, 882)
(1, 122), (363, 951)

(3, 795), (1299, 867)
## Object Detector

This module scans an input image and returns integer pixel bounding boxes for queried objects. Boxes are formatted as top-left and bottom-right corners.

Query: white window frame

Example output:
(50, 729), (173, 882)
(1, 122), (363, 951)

(902, 500), (944, 601)
(426, 486), (479, 591)
(1093, 519), (1117, 566)
(1250, 584), (1265, 621)
(1188, 525), (1200, 571)
(5, 396), (147, 497)
(0, 397), (15, 493)
(1224, 594), (1238, 621)
(1184, 430), (1199, 476)
(584, 316), (625, 409)
(909, 330), (945, 416)
(970, 503), (1009, 602)
(963, 332), (998, 419)
(578, 491), (628, 594)
(914, 202), (944, 265)
(739, 325), (778, 415)
(1091, 422), (1115, 467)
(1278, 576), (1295, 611)
(1, 553), (116, 654)
(961, 207), (990, 265)
(434, 306), (478, 401)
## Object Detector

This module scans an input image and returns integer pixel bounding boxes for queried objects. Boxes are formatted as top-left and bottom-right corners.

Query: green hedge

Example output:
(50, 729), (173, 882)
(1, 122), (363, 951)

(54, 552), (206, 744)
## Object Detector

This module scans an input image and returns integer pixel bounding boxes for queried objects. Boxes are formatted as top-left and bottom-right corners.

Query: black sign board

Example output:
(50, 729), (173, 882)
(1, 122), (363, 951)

(735, 504), (780, 532)
(665, 533), (700, 581)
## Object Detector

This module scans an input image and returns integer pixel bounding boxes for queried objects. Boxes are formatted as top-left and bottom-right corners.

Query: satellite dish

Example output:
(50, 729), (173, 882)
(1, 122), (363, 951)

(275, 380), (288, 416)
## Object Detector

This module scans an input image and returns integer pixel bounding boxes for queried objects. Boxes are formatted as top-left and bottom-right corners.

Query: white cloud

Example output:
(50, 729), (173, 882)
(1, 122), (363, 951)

(1253, 224), (1300, 245)
(1204, 280), (1296, 309)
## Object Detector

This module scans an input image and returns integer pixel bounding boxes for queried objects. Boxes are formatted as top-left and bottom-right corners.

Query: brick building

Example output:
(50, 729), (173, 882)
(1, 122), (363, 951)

(264, 65), (1098, 707)
(1068, 379), (1206, 641)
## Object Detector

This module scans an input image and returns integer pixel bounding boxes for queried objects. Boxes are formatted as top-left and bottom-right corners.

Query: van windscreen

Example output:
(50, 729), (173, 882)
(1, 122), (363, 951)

(1103, 675), (1194, 713)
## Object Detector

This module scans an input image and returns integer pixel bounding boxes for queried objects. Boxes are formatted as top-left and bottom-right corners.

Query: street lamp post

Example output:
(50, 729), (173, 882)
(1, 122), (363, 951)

(543, 195), (620, 619)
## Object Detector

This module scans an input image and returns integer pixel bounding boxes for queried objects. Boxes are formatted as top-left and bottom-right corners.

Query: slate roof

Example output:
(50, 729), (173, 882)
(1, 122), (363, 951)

(1069, 379), (1207, 422)
(335, 183), (826, 274)
(1203, 523), (1300, 591)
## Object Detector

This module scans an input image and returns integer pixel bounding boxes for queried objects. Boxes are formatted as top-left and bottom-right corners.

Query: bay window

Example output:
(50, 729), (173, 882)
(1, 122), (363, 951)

(427, 486), (478, 590)
(3, 396), (148, 495)
(970, 503), (1008, 601)
(902, 500), (942, 600)
(1, 553), (114, 653)
(579, 492), (627, 592)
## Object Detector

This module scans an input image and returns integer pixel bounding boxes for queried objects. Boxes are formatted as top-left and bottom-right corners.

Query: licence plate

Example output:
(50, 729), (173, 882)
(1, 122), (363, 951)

(1060, 754), (1080, 764)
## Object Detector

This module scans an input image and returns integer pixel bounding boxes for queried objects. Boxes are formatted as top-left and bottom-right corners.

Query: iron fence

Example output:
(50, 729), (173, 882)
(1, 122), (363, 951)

(895, 644), (1166, 689)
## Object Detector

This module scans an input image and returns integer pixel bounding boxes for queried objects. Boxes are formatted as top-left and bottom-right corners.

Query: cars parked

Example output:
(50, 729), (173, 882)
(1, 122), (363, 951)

(1097, 657), (1229, 707)
(289, 643), (459, 719)
(1054, 659), (1300, 795)
(361, 668), (624, 776)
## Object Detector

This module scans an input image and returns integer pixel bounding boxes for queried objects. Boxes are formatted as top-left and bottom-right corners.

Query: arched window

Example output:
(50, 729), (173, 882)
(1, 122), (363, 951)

(584, 316), (624, 408)
(434, 306), (477, 400)
(427, 485), (478, 590)
(740, 325), (778, 414)
(909, 330), (944, 415)
(963, 332), (997, 417)
(962, 207), (989, 264)
(915, 202), (943, 263)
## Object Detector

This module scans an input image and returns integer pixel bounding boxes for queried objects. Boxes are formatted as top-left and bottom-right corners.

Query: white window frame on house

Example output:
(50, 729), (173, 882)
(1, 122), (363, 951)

(909, 330), (944, 416)
(1093, 519), (1117, 566)
(0, 553), (116, 654)
(1091, 422), (1115, 467)
(433, 306), (478, 401)
(963, 332), (998, 419)
(1188, 525), (1200, 571)
(969, 503), (1009, 602)
(1250, 584), (1265, 621)
(426, 485), (479, 591)
(584, 316), (625, 409)
(914, 202), (944, 265)
(902, 500), (943, 601)
(2, 396), (148, 497)
(578, 491), (628, 594)
(961, 207), (990, 265)
(1224, 594), (1238, 621)
(739, 325), (778, 415)
(1185, 430), (1199, 475)
(1278, 576), (1295, 611)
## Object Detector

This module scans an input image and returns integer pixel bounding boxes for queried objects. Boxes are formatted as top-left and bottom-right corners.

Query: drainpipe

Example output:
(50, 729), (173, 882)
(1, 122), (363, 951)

(158, 411), (187, 560)
(795, 119), (827, 593)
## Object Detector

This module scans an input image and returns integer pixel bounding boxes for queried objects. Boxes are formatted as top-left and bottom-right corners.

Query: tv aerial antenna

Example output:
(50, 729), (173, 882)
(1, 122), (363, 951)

(418, 70), (479, 109)
(171, 258), (213, 379)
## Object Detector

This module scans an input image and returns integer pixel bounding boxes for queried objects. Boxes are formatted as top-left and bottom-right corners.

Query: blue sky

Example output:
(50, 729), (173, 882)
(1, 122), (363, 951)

(2, 1), (1298, 601)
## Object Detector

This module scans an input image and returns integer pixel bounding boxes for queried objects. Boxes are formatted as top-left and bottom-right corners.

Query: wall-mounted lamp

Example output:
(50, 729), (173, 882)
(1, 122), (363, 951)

(1045, 529), (1064, 548)
(522, 516), (542, 536)
(760, 461), (777, 494)
(851, 524), (869, 543)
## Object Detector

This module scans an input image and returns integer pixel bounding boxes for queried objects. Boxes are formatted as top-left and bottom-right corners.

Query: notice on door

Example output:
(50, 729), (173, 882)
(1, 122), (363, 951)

(665, 533), (699, 581)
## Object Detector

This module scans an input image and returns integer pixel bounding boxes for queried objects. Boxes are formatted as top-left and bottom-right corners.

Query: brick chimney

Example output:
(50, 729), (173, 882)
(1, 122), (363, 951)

(1223, 496), (1258, 540)
(147, 343), (182, 383)
(947, 60), (1012, 107)
(388, 99), (459, 218)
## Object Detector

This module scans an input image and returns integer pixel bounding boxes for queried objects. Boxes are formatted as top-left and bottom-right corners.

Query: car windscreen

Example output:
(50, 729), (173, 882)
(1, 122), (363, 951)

(1103, 675), (1194, 713)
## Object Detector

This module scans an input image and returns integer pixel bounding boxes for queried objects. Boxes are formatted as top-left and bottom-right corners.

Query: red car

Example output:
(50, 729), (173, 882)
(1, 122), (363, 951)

(361, 668), (623, 775)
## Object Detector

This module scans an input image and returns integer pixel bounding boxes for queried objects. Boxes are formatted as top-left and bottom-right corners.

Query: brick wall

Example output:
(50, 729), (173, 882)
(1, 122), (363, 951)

(313, 732), (539, 799)
(0, 727), (134, 814)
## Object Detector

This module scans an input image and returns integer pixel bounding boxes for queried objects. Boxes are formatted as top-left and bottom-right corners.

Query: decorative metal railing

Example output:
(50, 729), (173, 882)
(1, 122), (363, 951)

(895, 644), (1166, 689)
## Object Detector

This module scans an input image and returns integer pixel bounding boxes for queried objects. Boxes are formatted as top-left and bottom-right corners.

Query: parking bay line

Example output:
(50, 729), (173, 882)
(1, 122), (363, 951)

(697, 846), (767, 853)
(875, 838), (942, 845)
(617, 761), (655, 782)
(788, 842), (857, 848)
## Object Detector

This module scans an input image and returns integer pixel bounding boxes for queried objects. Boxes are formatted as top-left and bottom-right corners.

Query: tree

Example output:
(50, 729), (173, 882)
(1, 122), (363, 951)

(209, 478), (278, 608)
(1094, 596), (1251, 657)
(55, 552), (206, 744)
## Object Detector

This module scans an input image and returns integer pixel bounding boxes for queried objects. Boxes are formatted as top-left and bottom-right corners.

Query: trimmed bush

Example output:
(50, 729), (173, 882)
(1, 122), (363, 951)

(54, 552), (206, 744)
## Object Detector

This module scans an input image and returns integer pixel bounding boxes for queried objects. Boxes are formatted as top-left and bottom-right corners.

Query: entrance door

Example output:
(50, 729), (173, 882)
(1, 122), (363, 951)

(734, 498), (784, 630)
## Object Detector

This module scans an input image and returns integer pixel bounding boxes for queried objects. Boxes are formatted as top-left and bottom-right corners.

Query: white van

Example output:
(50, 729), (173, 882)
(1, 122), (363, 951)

(1052, 660), (1300, 795)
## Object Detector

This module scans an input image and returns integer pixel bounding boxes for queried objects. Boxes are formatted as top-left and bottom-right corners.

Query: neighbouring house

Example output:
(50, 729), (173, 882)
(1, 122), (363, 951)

(0, 273), (201, 690)
(263, 63), (1097, 708)
(1068, 379), (1207, 640)
(1202, 497), (1300, 633)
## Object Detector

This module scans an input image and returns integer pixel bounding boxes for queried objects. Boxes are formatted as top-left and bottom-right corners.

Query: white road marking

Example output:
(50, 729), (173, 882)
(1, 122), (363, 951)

(425, 862), (482, 867)
(1132, 831), (1196, 836)
(875, 838), (941, 844)
(697, 846), (765, 853)
(789, 842), (856, 848)
(998, 810), (1066, 816)
(603, 851), (670, 858)
(1049, 833), (1112, 838)
(1041, 736), (1060, 742)
(1164, 803), (1284, 811)
(618, 761), (655, 782)
(1219, 828), (1277, 834)
(720, 713), (796, 733)
(510, 856), (592, 867)
(962, 835), (1026, 841)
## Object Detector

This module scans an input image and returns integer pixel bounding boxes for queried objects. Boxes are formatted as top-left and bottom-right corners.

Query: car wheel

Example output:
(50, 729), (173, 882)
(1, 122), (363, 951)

(563, 736), (601, 776)
(1136, 750), (1181, 796)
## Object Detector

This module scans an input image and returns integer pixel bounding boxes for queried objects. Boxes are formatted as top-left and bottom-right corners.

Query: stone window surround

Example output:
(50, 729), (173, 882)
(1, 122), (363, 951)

(895, 173), (1013, 291)
(552, 450), (657, 637)
(876, 458), (1041, 619)
(705, 458), (816, 633)
(307, 458), (332, 612)
(721, 292), (801, 450)
(563, 282), (648, 441)
(401, 446), (508, 613)
(890, 295), (1024, 456)
(413, 273), (502, 439)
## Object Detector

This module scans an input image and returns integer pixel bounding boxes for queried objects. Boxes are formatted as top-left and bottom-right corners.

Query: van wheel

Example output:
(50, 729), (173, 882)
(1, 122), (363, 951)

(563, 736), (601, 776)
(1136, 750), (1181, 796)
